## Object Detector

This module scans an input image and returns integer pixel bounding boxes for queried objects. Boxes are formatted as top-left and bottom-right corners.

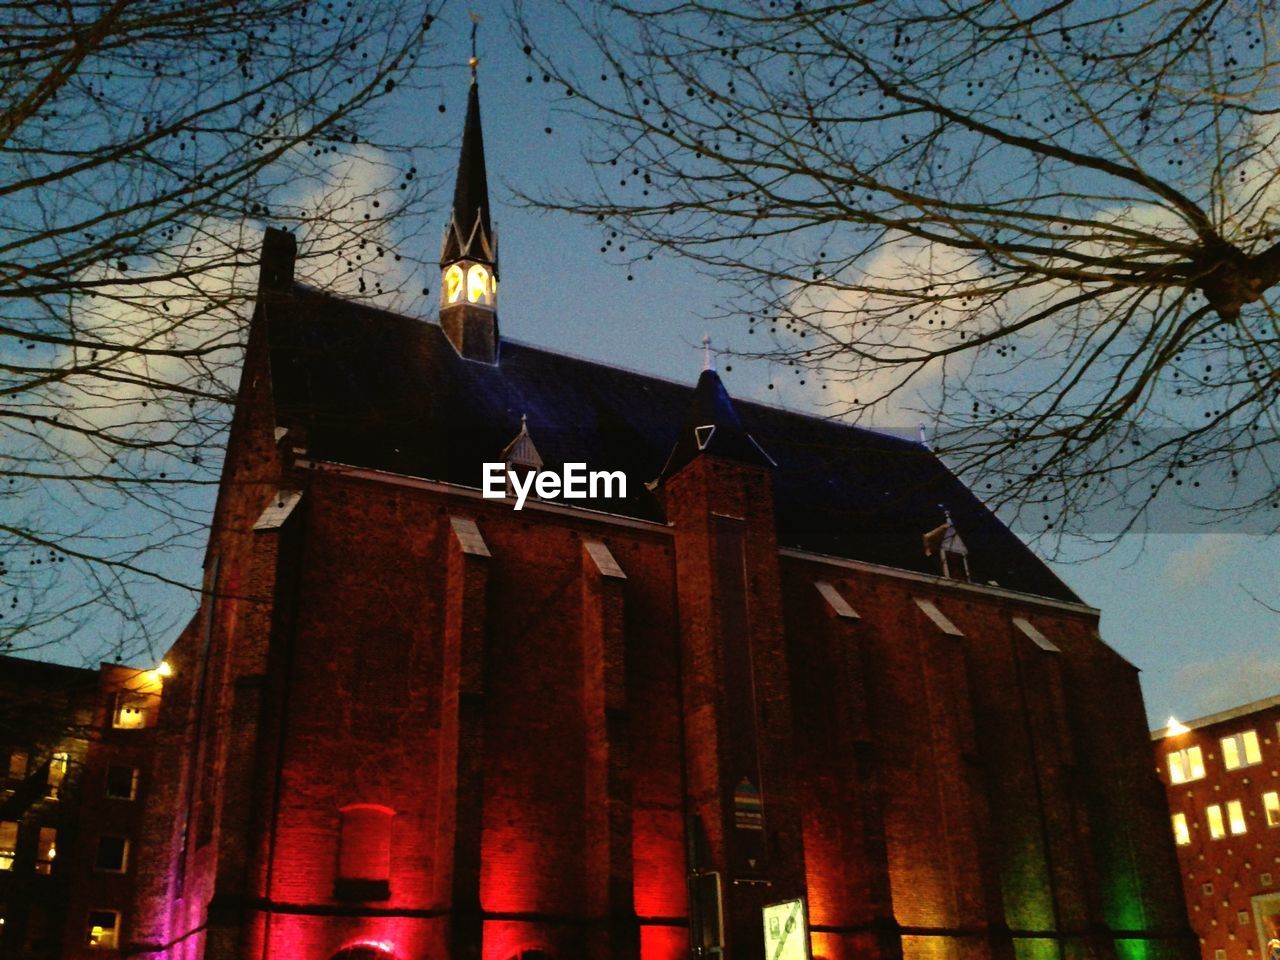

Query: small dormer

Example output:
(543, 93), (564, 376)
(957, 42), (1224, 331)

(923, 509), (970, 581)
(501, 415), (543, 498)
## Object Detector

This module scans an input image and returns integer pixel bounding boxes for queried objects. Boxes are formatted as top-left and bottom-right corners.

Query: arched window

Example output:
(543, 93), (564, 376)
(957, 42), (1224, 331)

(444, 264), (464, 304)
(335, 804), (393, 901)
(467, 264), (491, 304)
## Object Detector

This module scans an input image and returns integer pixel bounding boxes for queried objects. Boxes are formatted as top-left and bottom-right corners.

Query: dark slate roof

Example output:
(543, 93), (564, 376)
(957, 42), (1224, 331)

(267, 286), (1080, 603)
(440, 80), (494, 267)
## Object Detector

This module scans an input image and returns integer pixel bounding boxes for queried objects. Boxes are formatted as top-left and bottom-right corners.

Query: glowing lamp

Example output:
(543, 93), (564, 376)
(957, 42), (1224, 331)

(156, 660), (173, 678)
(1165, 717), (1190, 736)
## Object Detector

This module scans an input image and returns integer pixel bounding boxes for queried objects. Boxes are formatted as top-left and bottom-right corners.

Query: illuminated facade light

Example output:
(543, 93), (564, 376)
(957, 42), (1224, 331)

(156, 660), (173, 678)
(1165, 717), (1191, 735)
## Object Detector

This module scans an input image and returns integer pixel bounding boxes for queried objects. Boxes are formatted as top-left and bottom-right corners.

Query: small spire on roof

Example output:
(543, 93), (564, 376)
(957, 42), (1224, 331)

(702, 334), (713, 372)
(502, 412), (542, 470)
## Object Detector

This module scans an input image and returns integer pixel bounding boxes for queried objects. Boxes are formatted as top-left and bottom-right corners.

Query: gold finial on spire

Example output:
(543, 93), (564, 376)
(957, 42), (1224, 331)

(702, 334), (713, 371)
(469, 12), (482, 78)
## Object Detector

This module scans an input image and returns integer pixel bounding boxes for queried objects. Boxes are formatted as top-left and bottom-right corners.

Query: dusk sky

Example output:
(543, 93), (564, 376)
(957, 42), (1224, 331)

(423, 8), (1279, 730)
(24, 3), (1278, 729)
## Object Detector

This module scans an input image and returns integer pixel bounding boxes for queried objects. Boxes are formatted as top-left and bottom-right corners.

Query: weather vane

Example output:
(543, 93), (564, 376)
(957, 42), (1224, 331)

(469, 11), (482, 76)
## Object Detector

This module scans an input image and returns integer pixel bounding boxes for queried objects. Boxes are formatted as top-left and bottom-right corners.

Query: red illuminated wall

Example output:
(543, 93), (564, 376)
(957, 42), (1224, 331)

(122, 236), (1196, 960)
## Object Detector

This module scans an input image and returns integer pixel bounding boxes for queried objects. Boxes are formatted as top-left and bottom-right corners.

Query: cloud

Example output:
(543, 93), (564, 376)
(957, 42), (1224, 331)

(1167, 651), (1280, 721)
(1161, 534), (1239, 590)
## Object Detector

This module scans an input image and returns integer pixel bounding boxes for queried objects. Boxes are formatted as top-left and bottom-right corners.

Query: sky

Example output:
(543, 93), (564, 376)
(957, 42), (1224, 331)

(19, 3), (1278, 729)
(407, 8), (1278, 730)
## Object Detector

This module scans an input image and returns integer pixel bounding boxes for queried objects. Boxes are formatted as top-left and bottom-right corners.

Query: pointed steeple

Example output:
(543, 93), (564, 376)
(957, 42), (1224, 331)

(441, 78), (495, 267)
(439, 54), (499, 364)
(659, 368), (775, 482)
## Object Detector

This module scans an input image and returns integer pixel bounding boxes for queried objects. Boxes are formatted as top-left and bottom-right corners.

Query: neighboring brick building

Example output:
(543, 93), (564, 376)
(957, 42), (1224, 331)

(0, 655), (163, 959)
(1152, 696), (1280, 960)
(125, 70), (1198, 960)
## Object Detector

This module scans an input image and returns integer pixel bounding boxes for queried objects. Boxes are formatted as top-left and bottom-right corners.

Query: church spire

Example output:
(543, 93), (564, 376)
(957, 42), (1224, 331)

(440, 42), (499, 364)
(441, 76), (494, 267)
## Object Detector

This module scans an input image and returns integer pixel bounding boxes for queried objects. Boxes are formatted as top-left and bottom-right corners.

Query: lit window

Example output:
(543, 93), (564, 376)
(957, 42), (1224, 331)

(7, 750), (26, 779)
(1206, 804), (1226, 839)
(106, 765), (138, 801)
(467, 264), (490, 304)
(444, 263), (464, 304)
(1221, 730), (1262, 770)
(1168, 746), (1205, 783)
(47, 752), (68, 798)
(94, 836), (129, 873)
(1227, 799), (1247, 835)
(1265, 791), (1280, 827)
(112, 692), (149, 729)
(0, 821), (17, 870)
(35, 827), (56, 874)
(1171, 812), (1191, 845)
(85, 910), (119, 950)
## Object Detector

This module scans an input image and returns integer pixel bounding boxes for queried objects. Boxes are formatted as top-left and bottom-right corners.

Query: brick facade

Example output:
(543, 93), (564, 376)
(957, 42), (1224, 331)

(122, 77), (1197, 960)
(0, 656), (161, 959)
(1153, 697), (1280, 960)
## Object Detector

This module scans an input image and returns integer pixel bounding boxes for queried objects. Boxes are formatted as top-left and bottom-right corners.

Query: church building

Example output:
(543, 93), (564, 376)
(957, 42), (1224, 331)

(126, 68), (1197, 960)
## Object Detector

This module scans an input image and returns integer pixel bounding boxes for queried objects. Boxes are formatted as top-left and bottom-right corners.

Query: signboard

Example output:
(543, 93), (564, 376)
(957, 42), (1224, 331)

(762, 898), (809, 960)
(734, 777), (764, 831)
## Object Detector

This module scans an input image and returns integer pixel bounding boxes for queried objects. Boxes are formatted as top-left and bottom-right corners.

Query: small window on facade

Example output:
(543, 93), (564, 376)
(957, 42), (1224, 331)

(6, 750), (26, 780)
(1227, 799), (1247, 835)
(0, 821), (17, 870)
(1265, 791), (1280, 828)
(1239, 910), (1251, 925)
(1206, 804), (1226, 839)
(105, 765), (138, 801)
(1168, 746), (1206, 783)
(112, 692), (149, 729)
(1214, 951), (1226, 960)
(34, 827), (56, 874)
(46, 752), (68, 798)
(1221, 730), (1262, 771)
(335, 804), (394, 900)
(1172, 812), (1191, 845)
(85, 910), (120, 949)
(94, 836), (129, 873)
(1262, 872), (1274, 886)
(1202, 881), (1214, 895)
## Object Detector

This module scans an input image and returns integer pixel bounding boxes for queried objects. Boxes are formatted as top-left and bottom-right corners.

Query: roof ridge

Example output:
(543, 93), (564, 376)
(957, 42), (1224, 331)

(285, 283), (925, 449)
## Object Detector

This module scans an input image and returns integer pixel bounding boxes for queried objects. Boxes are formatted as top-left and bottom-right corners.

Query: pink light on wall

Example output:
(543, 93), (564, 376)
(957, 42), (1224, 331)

(640, 924), (687, 960)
